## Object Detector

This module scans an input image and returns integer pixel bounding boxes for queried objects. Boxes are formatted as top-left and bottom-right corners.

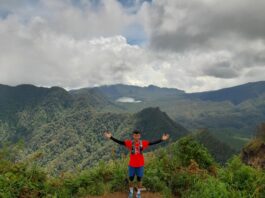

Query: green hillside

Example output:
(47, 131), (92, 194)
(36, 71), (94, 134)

(23, 106), (188, 174)
(80, 82), (265, 150)
(193, 130), (237, 164)
(72, 84), (185, 102)
(188, 81), (265, 104)
(0, 84), (72, 122)
(1, 82), (265, 174)
(0, 85), (189, 174)
(1, 135), (264, 197)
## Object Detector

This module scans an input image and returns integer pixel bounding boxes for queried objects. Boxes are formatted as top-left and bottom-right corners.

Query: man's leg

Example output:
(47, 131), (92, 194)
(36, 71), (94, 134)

(128, 166), (135, 197)
(135, 166), (144, 196)
(129, 176), (135, 188)
(137, 176), (142, 188)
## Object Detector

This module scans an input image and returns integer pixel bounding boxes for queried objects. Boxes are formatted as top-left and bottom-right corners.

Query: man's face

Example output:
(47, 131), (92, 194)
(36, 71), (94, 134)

(133, 133), (141, 140)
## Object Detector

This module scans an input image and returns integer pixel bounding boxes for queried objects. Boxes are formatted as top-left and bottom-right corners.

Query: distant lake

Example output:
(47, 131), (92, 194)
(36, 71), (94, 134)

(116, 97), (142, 103)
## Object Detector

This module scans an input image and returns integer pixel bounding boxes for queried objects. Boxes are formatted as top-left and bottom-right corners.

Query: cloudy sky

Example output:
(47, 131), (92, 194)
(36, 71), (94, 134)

(0, 0), (265, 92)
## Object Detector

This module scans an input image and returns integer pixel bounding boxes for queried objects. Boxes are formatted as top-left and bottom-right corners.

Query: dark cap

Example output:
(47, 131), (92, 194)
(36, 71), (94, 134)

(132, 129), (141, 134)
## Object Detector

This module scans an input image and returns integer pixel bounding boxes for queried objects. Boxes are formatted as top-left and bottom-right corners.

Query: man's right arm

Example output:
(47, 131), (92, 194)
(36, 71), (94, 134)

(110, 136), (125, 145)
(104, 131), (125, 146)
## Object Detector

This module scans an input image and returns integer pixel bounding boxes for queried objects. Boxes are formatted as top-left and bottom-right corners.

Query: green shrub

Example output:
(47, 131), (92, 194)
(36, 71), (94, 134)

(171, 136), (215, 169)
(183, 176), (229, 198)
(219, 156), (265, 197)
(109, 159), (128, 192)
(1, 137), (265, 198)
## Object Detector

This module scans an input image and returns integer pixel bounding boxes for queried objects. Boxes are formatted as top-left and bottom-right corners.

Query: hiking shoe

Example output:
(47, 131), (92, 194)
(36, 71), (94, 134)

(128, 191), (133, 198)
(136, 193), (141, 198)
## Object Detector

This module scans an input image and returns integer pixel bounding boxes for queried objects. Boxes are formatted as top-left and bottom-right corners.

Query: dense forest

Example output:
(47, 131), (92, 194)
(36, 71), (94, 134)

(1, 82), (265, 197)
(1, 134), (265, 197)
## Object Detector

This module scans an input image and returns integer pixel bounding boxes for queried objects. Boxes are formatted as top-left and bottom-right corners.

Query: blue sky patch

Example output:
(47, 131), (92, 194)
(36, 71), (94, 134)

(0, 9), (11, 19)
(118, 0), (152, 7)
(123, 23), (148, 45)
(71, 0), (102, 9)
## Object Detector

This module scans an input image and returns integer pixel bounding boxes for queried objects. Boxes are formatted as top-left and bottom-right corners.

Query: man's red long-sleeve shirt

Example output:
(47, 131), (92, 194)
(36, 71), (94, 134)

(110, 137), (162, 167)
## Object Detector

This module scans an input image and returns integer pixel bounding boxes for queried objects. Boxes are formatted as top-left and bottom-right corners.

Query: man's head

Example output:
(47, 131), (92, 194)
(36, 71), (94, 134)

(132, 129), (141, 140)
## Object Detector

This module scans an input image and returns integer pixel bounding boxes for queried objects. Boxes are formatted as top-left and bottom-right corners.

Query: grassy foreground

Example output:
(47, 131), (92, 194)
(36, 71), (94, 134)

(1, 136), (265, 198)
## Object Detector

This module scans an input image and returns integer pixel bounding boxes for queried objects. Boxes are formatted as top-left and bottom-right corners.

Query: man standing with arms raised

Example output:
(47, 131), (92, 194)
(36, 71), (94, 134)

(104, 129), (170, 198)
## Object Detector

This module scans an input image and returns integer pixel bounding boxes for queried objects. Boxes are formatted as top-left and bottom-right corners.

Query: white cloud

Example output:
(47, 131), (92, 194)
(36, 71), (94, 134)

(0, 14), (165, 89)
(116, 97), (142, 103)
(0, 0), (265, 92)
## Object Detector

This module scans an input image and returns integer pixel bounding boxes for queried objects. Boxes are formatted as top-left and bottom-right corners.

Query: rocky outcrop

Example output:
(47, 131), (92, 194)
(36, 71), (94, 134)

(241, 139), (265, 169)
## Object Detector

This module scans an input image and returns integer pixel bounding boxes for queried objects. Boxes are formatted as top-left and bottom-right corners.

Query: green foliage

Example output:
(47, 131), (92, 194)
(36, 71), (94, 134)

(1, 137), (265, 197)
(2, 83), (265, 198)
(241, 129), (265, 170)
(171, 136), (215, 169)
(0, 144), (48, 197)
(219, 156), (265, 197)
(243, 138), (264, 154)
(193, 130), (237, 164)
(182, 177), (229, 198)
(2, 83), (265, 174)
(107, 84), (265, 146)
(0, 84), (189, 175)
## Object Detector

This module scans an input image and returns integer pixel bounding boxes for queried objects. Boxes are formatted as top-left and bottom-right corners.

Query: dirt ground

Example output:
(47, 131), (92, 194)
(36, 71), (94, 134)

(85, 192), (163, 198)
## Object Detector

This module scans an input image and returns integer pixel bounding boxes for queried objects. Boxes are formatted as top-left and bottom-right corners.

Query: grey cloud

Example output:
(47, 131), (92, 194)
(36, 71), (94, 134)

(148, 0), (265, 51)
(235, 48), (265, 67)
(0, 0), (134, 40)
(1, 0), (265, 92)
(144, 0), (265, 80)
(244, 67), (265, 78)
(203, 61), (239, 79)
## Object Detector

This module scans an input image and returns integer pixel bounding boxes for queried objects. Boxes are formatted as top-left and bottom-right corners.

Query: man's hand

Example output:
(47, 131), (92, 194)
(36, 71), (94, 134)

(104, 131), (112, 139)
(161, 133), (170, 141)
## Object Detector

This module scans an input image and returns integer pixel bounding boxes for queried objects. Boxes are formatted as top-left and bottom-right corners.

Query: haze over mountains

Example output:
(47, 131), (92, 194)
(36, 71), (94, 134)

(72, 81), (265, 147)
(1, 81), (265, 173)
(72, 81), (265, 104)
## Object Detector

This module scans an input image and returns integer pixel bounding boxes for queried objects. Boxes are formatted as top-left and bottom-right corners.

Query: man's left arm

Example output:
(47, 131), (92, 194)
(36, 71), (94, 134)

(148, 133), (170, 146)
(149, 138), (163, 146)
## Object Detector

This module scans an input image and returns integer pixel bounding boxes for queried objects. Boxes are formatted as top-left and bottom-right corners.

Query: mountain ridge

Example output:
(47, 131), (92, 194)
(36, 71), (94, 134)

(3, 80), (265, 105)
(0, 84), (189, 173)
(1, 81), (265, 171)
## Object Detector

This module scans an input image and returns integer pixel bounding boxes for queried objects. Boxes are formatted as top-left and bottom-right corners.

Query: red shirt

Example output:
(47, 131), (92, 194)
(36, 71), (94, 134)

(124, 139), (150, 167)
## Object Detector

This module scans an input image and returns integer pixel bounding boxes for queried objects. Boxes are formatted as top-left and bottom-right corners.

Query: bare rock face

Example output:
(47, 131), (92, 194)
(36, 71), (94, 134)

(241, 139), (265, 169)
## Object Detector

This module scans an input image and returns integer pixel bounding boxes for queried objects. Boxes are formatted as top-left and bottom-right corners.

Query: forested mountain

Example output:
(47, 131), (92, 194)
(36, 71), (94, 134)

(1, 82), (265, 197)
(24, 106), (188, 174)
(0, 84), (189, 173)
(73, 81), (265, 105)
(1, 81), (265, 174)
(0, 84), (73, 143)
(71, 83), (185, 102)
(71, 81), (265, 149)
(193, 130), (237, 164)
(187, 81), (265, 104)
(0, 84), (72, 121)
